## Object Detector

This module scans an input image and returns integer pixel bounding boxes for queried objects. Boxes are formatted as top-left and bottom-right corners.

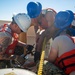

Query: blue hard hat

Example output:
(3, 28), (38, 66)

(54, 10), (74, 29)
(27, 1), (42, 18)
(36, 2), (42, 17)
(67, 28), (75, 36)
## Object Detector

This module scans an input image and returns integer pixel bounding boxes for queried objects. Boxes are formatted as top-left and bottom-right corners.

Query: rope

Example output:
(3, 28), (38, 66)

(38, 38), (46, 75)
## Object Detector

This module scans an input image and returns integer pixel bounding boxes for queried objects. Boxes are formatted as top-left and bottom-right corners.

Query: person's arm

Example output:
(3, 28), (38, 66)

(34, 27), (53, 63)
(36, 26), (55, 52)
(17, 41), (27, 47)
(17, 41), (34, 53)
(48, 47), (58, 63)
(0, 37), (11, 54)
(48, 38), (58, 63)
(0, 37), (11, 59)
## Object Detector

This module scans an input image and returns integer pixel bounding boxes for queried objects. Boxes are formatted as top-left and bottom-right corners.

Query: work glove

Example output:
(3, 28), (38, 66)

(14, 45), (24, 55)
(34, 51), (41, 63)
(26, 45), (34, 53)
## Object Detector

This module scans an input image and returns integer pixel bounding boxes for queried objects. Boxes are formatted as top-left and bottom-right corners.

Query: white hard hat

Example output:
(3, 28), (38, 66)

(13, 13), (31, 32)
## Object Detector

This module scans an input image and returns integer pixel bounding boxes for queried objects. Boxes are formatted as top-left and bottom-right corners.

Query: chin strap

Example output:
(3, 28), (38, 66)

(38, 37), (46, 75)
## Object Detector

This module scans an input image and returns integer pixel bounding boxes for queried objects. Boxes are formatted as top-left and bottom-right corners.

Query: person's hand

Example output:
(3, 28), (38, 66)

(26, 45), (34, 52)
(23, 61), (36, 69)
(34, 51), (41, 63)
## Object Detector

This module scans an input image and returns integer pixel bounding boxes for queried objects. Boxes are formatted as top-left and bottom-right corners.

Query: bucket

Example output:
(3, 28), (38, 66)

(0, 68), (36, 75)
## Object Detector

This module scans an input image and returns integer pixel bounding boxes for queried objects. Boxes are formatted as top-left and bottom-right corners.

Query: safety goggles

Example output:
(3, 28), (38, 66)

(42, 9), (56, 15)
(42, 9), (51, 15)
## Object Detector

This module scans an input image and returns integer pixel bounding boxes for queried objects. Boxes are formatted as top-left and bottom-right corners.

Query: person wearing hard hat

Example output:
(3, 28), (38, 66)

(27, 1), (42, 19)
(32, 8), (57, 63)
(46, 10), (75, 75)
(0, 13), (32, 65)
(22, 8), (57, 70)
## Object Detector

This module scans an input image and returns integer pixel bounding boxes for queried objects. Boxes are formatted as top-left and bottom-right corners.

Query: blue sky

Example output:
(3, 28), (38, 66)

(0, 0), (75, 21)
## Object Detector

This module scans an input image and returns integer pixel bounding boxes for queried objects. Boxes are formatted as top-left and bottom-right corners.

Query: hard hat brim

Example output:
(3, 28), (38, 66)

(54, 10), (74, 29)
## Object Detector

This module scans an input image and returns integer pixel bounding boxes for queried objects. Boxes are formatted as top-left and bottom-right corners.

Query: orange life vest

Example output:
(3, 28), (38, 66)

(55, 36), (75, 75)
(5, 33), (18, 56)
(0, 24), (18, 56)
